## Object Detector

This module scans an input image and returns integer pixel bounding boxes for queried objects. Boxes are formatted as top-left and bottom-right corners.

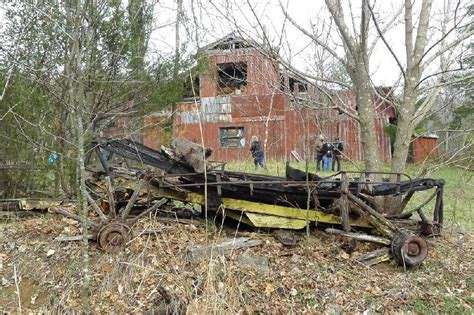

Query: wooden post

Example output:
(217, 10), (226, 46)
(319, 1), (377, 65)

(85, 191), (108, 222)
(121, 179), (144, 220)
(105, 176), (115, 217)
(340, 172), (350, 232)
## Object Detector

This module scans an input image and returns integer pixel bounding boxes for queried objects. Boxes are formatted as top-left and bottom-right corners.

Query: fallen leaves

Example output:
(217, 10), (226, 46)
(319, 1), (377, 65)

(0, 215), (472, 313)
(101, 263), (112, 273)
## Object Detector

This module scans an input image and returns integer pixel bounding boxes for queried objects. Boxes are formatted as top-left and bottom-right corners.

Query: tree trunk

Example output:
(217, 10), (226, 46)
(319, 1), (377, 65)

(351, 67), (380, 173)
(357, 83), (380, 173)
(391, 89), (416, 175)
(68, 0), (91, 311)
(385, 0), (434, 215)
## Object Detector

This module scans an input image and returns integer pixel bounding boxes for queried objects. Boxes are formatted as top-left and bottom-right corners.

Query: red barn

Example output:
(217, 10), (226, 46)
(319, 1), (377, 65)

(144, 34), (394, 162)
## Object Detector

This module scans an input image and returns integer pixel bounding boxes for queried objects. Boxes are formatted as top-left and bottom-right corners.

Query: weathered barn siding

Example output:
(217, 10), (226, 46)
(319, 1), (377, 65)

(412, 135), (439, 163)
(142, 113), (172, 150)
(152, 35), (394, 163)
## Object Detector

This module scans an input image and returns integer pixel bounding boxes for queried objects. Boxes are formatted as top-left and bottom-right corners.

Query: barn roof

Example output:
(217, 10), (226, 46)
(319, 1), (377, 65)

(200, 32), (260, 52)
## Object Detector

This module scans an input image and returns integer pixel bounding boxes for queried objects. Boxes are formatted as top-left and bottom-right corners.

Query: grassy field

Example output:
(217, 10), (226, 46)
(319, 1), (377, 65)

(226, 158), (474, 230)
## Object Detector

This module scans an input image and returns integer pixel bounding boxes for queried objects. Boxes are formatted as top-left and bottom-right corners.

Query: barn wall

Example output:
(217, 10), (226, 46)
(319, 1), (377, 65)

(412, 137), (439, 162)
(172, 47), (393, 163)
(142, 114), (172, 149)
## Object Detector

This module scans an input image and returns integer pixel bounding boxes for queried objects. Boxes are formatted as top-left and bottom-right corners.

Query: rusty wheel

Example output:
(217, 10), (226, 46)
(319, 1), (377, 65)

(98, 223), (130, 252)
(391, 232), (428, 267)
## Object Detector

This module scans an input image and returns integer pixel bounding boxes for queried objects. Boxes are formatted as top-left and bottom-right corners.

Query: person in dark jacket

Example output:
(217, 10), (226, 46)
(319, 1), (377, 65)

(250, 136), (268, 171)
(315, 135), (325, 171)
(332, 138), (344, 171)
(321, 140), (334, 172)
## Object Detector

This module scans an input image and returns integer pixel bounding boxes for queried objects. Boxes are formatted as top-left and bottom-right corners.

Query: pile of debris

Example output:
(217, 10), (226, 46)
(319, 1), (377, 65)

(1, 138), (445, 268)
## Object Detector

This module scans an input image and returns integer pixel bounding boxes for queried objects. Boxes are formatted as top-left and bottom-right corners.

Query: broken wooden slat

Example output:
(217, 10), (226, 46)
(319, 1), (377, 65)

(127, 198), (168, 225)
(53, 208), (100, 229)
(325, 228), (391, 245)
(105, 176), (116, 217)
(355, 248), (391, 266)
(340, 173), (350, 232)
(85, 191), (108, 222)
(187, 237), (262, 263)
(348, 202), (393, 237)
(346, 191), (398, 235)
(121, 179), (145, 220)
(54, 234), (96, 242)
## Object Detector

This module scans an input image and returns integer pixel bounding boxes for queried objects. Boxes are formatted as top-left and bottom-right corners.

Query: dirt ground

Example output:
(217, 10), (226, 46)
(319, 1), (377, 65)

(0, 212), (472, 314)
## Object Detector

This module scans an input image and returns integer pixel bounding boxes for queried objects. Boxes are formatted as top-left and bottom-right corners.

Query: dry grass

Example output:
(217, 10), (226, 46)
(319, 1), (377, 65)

(0, 162), (472, 313)
(0, 211), (472, 313)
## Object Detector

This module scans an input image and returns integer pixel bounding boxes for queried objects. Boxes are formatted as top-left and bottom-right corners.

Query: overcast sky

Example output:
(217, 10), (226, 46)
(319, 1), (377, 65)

(0, 1), (468, 87)
(150, 0), (468, 87)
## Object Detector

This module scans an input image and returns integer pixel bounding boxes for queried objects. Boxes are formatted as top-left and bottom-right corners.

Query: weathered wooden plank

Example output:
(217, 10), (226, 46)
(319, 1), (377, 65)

(187, 237), (262, 263)
(355, 248), (391, 266)
(245, 212), (307, 229)
(325, 228), (391, 245)
(85, 192), (108, 222)
(172, 138), (211, 173)
(121, 179), (145, 219)
(340, 173), (350, 232)
(105, 176), (116, 217)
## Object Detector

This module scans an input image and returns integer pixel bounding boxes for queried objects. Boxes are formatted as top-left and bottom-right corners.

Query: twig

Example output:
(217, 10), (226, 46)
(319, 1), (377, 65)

(13, 264), (21, 313)
(54, 235), (95, 242)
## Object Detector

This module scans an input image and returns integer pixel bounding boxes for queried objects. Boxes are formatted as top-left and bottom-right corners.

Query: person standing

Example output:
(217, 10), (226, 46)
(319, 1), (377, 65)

(321, 140), (333, 172)
(250, 135), (268, 171)
(315, 135), (325, 171)
(332, 138), (344, 171)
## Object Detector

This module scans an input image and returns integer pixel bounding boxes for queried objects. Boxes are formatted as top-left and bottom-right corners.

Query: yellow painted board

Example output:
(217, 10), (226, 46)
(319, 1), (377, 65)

(223, 209), (307, 229)
(153, 190), (371, 228)
(245, 212), (307, 229)
(221, 209), (255, 227)
(186, 192), (369, 228)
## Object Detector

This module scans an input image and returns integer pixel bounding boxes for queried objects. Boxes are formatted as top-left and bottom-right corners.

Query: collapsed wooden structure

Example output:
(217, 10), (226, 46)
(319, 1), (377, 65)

(1, 138), (445, 268)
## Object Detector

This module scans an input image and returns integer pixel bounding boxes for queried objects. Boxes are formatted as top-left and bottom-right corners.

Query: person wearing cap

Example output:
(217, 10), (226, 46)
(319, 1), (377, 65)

(321, 139), (334, 172)
(250, 135), (268, 171)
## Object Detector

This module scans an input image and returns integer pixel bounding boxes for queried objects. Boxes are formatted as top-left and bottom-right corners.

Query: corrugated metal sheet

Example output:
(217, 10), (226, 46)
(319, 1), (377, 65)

(205, 114), (232, 123)
(180, 96), (233, 124)
(179, 112), (232, 124)
(201, 96), (231, 114)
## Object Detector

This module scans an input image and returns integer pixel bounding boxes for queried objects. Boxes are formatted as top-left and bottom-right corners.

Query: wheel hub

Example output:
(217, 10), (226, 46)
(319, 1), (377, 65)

(98, 223), (130, 252)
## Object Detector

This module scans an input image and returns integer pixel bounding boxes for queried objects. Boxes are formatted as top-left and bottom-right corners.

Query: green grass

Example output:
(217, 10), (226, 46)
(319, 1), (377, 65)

(226, 159), (473, 230)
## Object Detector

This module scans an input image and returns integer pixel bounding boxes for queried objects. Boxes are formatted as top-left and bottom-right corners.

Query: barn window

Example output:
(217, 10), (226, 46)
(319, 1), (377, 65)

(289, 77), (308, 93)
(219, 127), (245, 147)
(217, 62), (247, 95)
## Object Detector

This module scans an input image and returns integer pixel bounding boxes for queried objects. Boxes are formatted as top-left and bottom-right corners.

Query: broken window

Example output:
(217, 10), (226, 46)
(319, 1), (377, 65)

(217, 62), (247, 95)
(219, 127), (245, 148)
(289, 77), (308, 93)
(183, 75), (200, 98)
